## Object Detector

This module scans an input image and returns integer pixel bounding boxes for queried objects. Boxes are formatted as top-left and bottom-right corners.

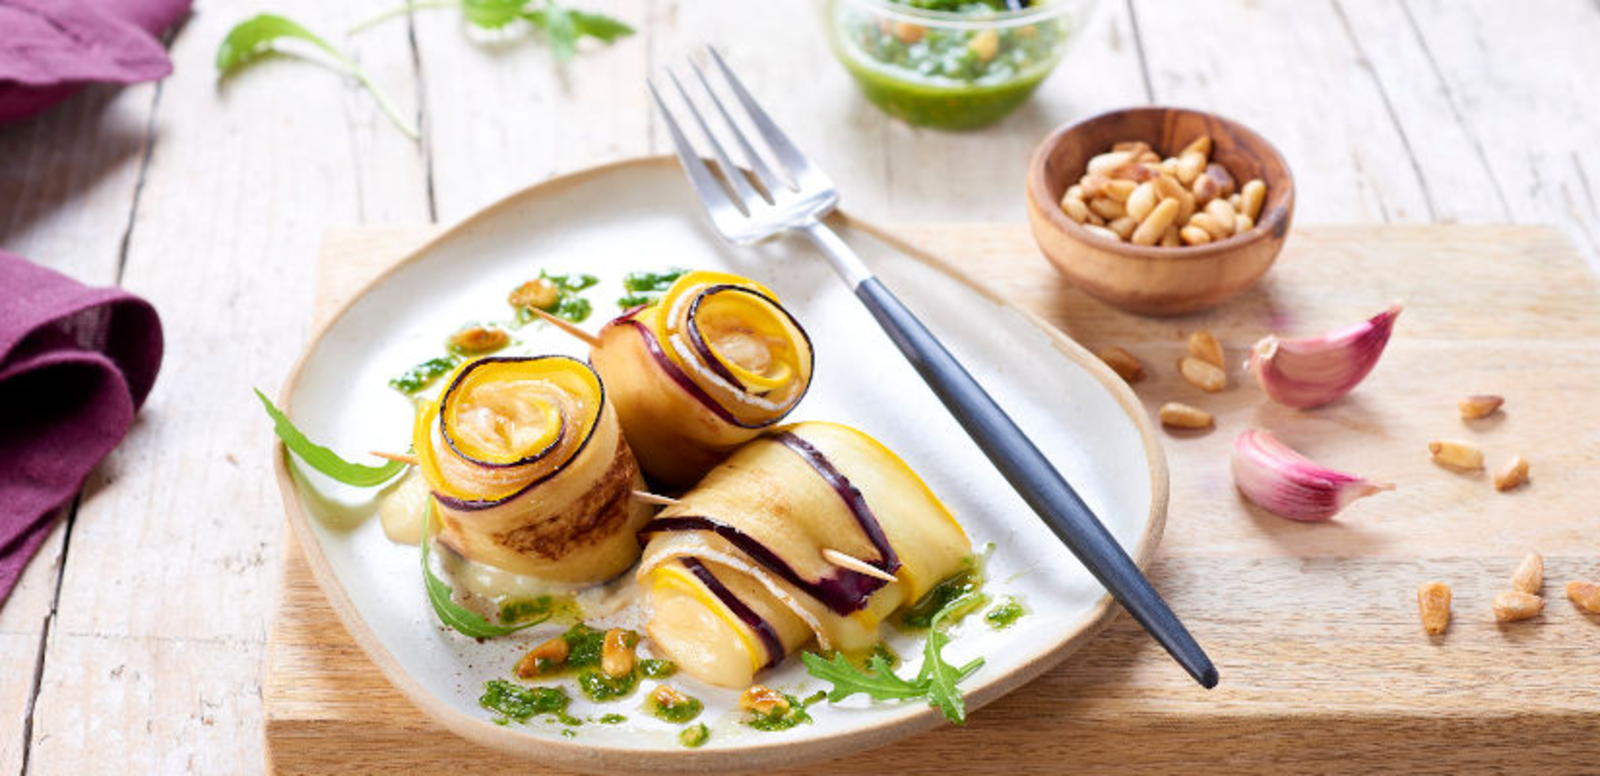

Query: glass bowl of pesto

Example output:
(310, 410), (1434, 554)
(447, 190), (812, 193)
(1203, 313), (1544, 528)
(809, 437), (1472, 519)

(824, 0), (1096, 130)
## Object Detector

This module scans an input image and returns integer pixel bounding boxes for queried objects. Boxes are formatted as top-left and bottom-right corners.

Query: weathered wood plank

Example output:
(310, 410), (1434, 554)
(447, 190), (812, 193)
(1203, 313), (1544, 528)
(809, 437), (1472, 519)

(1131, 0), (1433, 223)
(1330, 0), (1508, 224)
(413, 0), (652, 223)
(0, 83), (156, 278)
(0, 515), (67, 776)
(1371, 0), (1600, 267)
(21, 1), (431, 772)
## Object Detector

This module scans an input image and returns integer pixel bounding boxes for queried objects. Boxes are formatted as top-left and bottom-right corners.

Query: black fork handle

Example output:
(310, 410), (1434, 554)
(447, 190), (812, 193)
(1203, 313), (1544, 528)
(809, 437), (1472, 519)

(854, 276), (1218, 689)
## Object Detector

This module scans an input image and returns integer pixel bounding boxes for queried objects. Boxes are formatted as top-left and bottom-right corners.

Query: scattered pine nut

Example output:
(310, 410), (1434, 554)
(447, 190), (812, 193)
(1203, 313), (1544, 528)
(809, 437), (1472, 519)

(1178, 356), (1227, 392)
(1098, 346), (1145, 383)
(601, 628), (636, 678)
(1158, 402), (1214, 429)
(1493, 454), (1530, 492)
(449, 325), (509, 354)
(515, 636), (570, 678)
(1458, 394), (1504, 419)
(739, 684), (791, 716)
(1187, 330), (1225, 369)
(1567, 580), (1600, 614)
(1492, 591), (1544, 622)
(1428, 439), (1484, 470)
(1417, 581), (1451, 635)
(1511, 552), (1544, 595)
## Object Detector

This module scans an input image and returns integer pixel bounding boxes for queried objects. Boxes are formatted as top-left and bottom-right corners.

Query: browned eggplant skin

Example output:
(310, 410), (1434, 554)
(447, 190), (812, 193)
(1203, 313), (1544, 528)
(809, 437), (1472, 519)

(591, 314), (764, 487)
(422, 357), (655, 583)
(434, 436), (652, 581)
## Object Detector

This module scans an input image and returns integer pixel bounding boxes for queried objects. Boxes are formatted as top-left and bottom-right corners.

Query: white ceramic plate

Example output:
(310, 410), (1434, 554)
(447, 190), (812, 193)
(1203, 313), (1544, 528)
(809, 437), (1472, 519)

(273, 158), (1167, 773)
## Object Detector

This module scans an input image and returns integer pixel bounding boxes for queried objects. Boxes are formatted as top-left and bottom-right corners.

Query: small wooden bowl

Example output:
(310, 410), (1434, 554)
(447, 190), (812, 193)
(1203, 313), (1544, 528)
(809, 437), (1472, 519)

(1025, 107), (1295, 315)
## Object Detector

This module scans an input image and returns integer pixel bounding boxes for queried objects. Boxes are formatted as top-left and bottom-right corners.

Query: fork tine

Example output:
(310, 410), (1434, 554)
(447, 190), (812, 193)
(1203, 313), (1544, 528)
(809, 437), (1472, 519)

(648, 78), (740, 218)
(688, 58), (790, 196)
(706, 46), (830, 191)
(666, 69), (765, 210)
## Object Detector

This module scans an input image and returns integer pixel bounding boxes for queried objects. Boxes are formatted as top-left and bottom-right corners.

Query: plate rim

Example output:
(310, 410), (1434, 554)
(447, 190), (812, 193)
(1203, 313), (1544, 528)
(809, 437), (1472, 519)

(270, 156), (1170, 773)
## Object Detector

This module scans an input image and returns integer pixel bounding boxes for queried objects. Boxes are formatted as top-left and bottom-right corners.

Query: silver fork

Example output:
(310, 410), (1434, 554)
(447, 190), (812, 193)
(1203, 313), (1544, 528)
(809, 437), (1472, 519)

(650, 47), (1217, 690)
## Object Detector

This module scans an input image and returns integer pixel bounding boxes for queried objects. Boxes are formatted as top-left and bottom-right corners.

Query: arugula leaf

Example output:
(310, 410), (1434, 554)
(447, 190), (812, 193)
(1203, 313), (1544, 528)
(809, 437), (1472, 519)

(802, 652), (928, 702)
(216, 14), (419, 140)
(255, 389), (406, 487)
(462, 0), (527, 28)
(526, 0), (579, 61)
(524, 1), (634, 61)
(421, 500), (547, 639)
(923, 592), (987, 723)
(570, 10), (635, 43)
(801, 592), (987, 724)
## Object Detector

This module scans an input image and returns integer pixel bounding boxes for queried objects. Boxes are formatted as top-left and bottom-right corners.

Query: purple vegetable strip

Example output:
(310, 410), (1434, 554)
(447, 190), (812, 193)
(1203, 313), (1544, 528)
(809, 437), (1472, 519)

(680, 557), (783, 669)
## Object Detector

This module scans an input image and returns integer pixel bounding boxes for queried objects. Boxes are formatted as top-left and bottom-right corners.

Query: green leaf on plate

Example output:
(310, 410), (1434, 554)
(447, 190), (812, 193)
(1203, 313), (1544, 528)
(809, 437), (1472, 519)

(923, 592), (987, 724)
(216, 13), (419, 140)
(421, 499), (547, 639)
(254, 388), (406, 487)
(801, 591), (986, 724)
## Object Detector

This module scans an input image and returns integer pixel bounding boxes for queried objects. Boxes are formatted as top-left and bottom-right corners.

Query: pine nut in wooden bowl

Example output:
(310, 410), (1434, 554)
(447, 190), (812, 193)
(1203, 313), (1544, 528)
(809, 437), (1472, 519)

(1025, 107), (1295, 315)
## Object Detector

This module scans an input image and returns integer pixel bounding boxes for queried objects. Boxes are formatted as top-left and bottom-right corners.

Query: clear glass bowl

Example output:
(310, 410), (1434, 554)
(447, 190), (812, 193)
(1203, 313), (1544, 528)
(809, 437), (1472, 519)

(823, 0), (1097, 130)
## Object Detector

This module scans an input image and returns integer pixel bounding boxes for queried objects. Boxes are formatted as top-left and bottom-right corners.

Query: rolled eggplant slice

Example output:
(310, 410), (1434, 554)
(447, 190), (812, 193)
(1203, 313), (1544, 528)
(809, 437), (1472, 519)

(590, 271), (814, 487)
(637, 421), (971, 687)
(413, 355), (653, 583)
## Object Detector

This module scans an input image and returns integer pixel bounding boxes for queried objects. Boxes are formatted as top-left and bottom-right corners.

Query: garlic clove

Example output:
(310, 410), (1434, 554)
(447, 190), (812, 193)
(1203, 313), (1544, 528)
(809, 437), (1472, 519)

(1247, 303), (1402, 409)
(1231, 429), (1393, 522)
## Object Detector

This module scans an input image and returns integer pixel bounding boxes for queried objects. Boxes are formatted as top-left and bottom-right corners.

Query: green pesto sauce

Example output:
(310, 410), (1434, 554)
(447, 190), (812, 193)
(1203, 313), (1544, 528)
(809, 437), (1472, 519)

(578, 669), (638, 702)
(639, 658), (677, 679)
(898, 550), (990, 630)
(830, 0), (1067, 129)
(985, 596), (1026, 629)
(647, 691), (704, 724)
(497, 595), (582, 627)
(744, 693), (813, 732)
(836, 641), (900, 671)
(560, 728), (577, 738)
(479, 680), (580, 726)
(617, 267), (689, 310)
(561, 623), (614, 668)
(389, 354), (460, 394)
(597, 713), (627, 724)
(511, 270), (600, 325)
(678, 723), (710, 749)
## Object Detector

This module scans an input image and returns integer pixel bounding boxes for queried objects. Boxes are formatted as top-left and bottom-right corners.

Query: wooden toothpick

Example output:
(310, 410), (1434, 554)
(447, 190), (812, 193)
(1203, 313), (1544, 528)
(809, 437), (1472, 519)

(371, 451), (419, 466)
(822, 548), (898, 582)
(631, 490), (894, 581)
(530, 307), (602, 348)
(631, 490), (680, 506)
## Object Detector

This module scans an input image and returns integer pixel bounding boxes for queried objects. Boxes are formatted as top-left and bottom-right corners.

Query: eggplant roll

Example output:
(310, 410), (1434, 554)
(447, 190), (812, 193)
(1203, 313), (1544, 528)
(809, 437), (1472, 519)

(590, 271), (814, 487)
(412, 356), (654, 583)
(636, 421), (970, 687)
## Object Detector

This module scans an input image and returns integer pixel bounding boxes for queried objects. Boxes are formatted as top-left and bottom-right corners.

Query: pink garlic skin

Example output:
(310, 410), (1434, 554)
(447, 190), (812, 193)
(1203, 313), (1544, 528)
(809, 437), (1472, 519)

(1231, 429), (1392, 522)
(1248, 303), (1403, 409)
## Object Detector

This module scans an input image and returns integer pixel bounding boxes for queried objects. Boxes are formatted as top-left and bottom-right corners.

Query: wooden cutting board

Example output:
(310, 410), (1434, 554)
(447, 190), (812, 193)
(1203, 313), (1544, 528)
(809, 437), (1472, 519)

(266, 223), (1600, 775)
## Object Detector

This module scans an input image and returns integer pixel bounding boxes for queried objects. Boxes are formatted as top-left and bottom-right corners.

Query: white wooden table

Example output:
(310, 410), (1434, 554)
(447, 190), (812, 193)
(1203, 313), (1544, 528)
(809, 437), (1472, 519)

(2, 1), (1597, 772)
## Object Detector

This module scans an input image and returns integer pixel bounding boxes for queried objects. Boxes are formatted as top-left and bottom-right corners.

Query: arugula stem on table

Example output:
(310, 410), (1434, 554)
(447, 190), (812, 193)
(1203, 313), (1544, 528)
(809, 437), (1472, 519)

(216, 14), (420, 140)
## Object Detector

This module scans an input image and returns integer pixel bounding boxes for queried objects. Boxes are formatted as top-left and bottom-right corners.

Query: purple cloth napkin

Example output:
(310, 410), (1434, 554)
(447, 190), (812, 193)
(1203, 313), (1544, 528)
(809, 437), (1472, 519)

(0, 0), (191, 124)
(0, 252), (161, 604)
